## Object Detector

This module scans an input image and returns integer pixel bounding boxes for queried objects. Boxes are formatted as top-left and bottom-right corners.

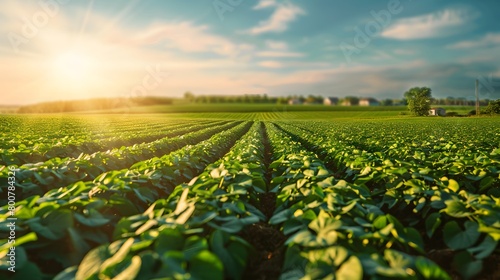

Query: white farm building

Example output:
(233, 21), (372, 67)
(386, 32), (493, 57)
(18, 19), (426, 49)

(429, 107), (446, 116)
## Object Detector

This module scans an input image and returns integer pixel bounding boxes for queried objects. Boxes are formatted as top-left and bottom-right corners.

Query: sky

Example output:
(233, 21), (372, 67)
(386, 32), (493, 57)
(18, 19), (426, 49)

(1, 0), (500, 105)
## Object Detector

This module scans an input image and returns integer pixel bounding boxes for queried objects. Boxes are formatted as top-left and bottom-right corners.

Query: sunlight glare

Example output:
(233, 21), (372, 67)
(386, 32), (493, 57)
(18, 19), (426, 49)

(52, 50), (93, 87)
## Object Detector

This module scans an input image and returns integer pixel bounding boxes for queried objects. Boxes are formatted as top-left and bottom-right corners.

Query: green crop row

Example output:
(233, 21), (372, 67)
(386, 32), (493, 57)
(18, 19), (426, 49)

(0, 116), (200, 150)
(277, 121), (500, 279)
(0, 122), (252, 279)
(265, 123), (452, 279)
(0, 121), (232, 202)
(52, 122), (268, 279)
(0, 119), (220, 165)
(281, 121), (500, 196)
(1, 117), (499, 279)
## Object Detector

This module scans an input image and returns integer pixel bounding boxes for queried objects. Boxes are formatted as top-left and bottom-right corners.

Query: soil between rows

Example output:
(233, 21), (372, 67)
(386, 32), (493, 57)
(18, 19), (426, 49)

(240, 123), (286, 280)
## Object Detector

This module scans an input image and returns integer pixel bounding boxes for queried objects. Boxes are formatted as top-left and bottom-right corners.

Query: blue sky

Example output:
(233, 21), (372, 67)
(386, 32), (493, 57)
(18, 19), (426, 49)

(1, 0), (499, 105)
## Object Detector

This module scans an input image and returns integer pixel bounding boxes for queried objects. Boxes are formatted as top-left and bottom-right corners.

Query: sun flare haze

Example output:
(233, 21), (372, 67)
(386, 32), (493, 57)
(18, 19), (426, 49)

(51, 51), (93, 86)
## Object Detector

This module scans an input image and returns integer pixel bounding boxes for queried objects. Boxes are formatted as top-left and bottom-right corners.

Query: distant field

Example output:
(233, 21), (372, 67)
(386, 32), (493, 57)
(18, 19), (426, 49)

(0, 105), (19, 114)
(76, 103), (477, 116)
(85, 104), (406, 114)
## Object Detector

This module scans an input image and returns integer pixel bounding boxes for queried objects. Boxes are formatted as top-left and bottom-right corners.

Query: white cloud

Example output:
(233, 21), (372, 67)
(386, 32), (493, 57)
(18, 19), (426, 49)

(259, 61), (283, 68)
(265, 40), (288, 50)
(254, 0), (276, 10)
(257, 40), (305, 58)
(256, 51), (305, 58)
(448, 33), (500, 49)
(134, 22), (254, 57)
(382, 9), (476, 40)
(246, 1), (305, 35)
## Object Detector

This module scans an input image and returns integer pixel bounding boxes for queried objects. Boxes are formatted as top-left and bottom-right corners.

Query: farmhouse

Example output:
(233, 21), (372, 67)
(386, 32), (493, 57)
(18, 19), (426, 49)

(429, 107), (446, 116)
(359, 98), (380, 106)
(323, 97), (339, 106)
(288, 99), (302, 105)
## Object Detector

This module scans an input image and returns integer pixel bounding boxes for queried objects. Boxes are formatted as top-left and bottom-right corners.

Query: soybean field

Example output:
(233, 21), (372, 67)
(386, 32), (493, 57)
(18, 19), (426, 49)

(1, 114), (500, 280)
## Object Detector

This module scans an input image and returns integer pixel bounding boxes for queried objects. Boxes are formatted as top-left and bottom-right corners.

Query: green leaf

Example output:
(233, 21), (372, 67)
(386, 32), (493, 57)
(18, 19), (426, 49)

(190, 251), (223, 280)
(74, 209), (110, 227)
(0, 232), (37, 251)
(336, 256), (362, 280)
(155, 229), (184, 255)
(100, 238), (135, 275)
(173, 188), (190, 215)
(443, 200), (472, 218)
(452, 251), (482, 280)
(75, 245), (109, 280)
(479, 176), (495, 192)
(341, 201), (358, 214)
(110, 256), (142, 280)
(27, 209), (73, 240)
(467, 235), (498, 259)
(373, 215), (388, 229)
(210, 230), (246, 280)
(443, 221), (480, 250)
(375, 250), (411, 278)
(403, 227), (425, 253)
(415, 257), (451, 280)
(308, 218), (342, 246)
(447, 179), (460, 192)
(54, 266), (78, 280)
(425, 212), (441, 238)
(68, 228), (91, 264)
(160, 251), (186, 276)
(183, 236), (208, 261)
(175, 203), (195, 225)
(269, 209), (292, 225)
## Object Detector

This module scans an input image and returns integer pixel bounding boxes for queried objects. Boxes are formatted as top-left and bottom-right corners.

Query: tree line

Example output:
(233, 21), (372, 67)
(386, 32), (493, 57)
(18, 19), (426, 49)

(405, 87), (500, 115)
(17, 97), (174, 113)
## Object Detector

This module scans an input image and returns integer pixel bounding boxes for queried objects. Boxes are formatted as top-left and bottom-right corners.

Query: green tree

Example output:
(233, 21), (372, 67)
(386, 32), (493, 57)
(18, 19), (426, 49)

(404, 87), (432, 116)
(344, 96), (359, 105)
(381, 99), (394, 106)
(184, 91), (195, 102)
(484, 99), (500, 114)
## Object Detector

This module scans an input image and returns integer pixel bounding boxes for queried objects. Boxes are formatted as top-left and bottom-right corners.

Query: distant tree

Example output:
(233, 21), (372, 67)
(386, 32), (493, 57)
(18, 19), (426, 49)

(344, 96), (359, 105)
(263, 94), (269, 103)
(445, 96), (455, 105)
(305, 95), (322, 104)
(485, 99), (500, 114)
(457, 97), (467, 106)
(381, 99), (393, 106)
(276, 97), (287, 104)
(184, 91), (195, 102)
(404, 87), (432, 116)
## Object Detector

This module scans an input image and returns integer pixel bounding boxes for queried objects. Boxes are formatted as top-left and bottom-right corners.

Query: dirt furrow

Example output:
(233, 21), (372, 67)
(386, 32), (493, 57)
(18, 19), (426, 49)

(241, 122), (286, 280)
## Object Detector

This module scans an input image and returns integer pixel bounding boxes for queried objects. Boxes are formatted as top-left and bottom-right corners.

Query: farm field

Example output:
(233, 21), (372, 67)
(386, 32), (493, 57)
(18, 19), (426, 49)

(79, 103), (476, 116)
(1, 113), (500, 280)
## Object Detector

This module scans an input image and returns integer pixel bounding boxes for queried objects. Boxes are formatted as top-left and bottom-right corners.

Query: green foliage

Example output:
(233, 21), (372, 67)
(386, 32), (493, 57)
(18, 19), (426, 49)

(484, 99), (500, 114)
(274, 119), (500, 279)
(1, 116), (500, 279)
(17, 97), (174, 113)
(404, 87), (432, 116)
(0, 120), (234, 201)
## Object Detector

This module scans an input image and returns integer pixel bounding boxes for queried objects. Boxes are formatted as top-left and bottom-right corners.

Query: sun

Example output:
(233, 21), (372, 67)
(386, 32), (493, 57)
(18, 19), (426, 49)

(51, 50), (93, 87)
